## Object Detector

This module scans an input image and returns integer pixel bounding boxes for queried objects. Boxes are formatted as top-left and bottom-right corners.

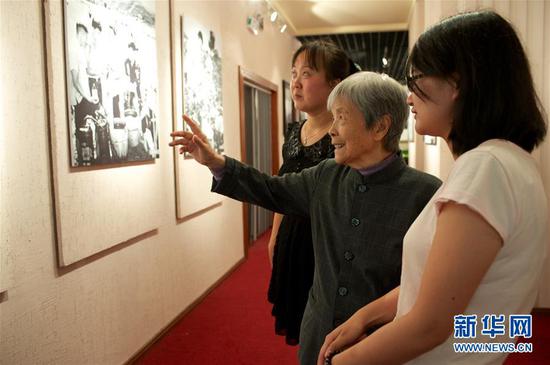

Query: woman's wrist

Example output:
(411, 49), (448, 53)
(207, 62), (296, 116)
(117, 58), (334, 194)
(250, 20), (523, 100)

(208, 154), (226, 170)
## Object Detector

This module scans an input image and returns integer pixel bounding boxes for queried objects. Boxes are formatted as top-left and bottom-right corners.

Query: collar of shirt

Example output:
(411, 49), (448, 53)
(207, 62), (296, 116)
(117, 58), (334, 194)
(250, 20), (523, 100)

(357, 152), (400, 177)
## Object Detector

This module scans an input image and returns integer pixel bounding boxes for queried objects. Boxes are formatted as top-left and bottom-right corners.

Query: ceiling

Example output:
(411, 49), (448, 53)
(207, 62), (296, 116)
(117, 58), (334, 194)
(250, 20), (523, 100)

(271, 0), (413, 35)
(297, 31), (409, 83)
(270, 0), (413, 84)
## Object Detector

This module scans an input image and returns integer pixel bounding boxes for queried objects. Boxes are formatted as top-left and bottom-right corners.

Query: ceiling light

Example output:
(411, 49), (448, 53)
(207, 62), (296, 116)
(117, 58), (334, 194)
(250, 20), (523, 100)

(280, 23), (287, 33)
(270, 10), (278, 22)
(246, 12), (264, 35)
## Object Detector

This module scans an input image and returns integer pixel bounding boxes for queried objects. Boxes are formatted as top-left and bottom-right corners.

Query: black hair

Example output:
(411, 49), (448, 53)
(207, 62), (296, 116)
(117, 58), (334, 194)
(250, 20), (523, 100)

(292, 39), (359, 83)
(75, 23), (88, 33)
(91, 18), (102, 32)
(407, 10), (546, 155)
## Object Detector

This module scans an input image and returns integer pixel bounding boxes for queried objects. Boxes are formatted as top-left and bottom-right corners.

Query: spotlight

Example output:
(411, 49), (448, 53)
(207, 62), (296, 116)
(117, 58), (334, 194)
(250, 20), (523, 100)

(280, 23), (287, 33)
(246, 12), (264, 35)
(270, 10), (278, 22)
(382, 46), (390, 69)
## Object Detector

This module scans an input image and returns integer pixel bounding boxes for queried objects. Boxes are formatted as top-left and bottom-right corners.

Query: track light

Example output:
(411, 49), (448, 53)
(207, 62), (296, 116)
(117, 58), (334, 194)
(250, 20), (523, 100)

(247, 1), (288, 36)
(246, 11), (264, 36)
(382, 46), (390, 69)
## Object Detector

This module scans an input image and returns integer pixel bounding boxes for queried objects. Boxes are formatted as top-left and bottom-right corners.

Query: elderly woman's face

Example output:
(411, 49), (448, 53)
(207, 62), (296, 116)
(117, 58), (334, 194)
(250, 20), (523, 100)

(329, 96), (380, 169)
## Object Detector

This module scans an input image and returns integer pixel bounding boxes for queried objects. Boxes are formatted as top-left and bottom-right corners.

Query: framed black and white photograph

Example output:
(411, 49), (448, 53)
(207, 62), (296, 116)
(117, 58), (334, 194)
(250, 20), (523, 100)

(423, 135), (437, 145)
(64, 0), (159, 167)
(170, 13), (223, 220)
(282, 80), (293, 133)
(182, 15), (224, 157)
(44, 0), (164, 266)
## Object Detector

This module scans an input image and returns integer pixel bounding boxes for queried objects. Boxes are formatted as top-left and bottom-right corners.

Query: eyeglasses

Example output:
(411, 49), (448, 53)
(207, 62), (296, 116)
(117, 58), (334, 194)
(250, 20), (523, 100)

(406, 73), (425, 91)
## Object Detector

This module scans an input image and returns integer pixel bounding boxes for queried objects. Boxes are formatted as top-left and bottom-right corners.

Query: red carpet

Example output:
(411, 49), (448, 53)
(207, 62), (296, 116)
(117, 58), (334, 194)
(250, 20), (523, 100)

(135, 229), (549, 365)
(135, 230), (299, 365)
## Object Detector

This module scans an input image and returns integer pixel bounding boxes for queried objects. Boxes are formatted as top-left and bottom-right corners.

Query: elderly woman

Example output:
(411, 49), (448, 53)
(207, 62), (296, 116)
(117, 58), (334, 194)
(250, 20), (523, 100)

(169, 71), (441, 365)
(268, 40), (358, 347)
(317, 11), (547, 365)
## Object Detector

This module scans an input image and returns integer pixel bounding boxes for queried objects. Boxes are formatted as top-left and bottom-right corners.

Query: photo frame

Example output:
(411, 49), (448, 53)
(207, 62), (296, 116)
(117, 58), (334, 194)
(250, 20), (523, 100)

(170, 10), (223, 220)
(43, 0), (164, 267)
(423, 135), (437, 145)
(181, 14), (224, 158)
(63, 0), (160, 167)
(282, 80), (293, 132)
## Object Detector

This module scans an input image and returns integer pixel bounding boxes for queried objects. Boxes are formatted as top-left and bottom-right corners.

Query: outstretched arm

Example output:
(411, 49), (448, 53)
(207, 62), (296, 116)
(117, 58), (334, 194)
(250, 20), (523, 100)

(170, 115), (317, 217)
(169, 115), (225, 169)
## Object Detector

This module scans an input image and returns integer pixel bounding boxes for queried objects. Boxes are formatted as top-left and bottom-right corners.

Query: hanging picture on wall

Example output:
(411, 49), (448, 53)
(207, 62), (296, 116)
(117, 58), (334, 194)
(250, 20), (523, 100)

(401, 110), (415, 142)
(282, 80), (293, 133)
(423, 135), (437, 145)
(44, 0), (164, 267)
(64, 0), (159, 167)
(182, 16), (224, 157)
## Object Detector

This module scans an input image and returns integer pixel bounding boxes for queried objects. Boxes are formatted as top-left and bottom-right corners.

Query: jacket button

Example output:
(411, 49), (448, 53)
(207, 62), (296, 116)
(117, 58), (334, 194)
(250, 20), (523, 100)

(357, 184), (368, 193)
(344, 251), (354, 261)
(351, 218), (360, 227)
(338, 287), (348, 296)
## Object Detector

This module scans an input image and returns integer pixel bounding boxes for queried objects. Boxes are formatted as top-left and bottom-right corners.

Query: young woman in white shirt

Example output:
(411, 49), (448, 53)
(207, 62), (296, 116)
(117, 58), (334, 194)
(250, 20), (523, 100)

(318, 10), (548, 365)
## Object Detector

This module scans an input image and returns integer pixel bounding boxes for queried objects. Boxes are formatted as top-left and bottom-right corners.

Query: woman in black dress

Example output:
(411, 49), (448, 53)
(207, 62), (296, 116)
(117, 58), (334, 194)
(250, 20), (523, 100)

(267, 40), (358, 345)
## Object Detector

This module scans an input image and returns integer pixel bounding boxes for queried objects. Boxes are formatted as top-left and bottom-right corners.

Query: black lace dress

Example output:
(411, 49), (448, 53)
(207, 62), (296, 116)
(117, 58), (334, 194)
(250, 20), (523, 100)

(267, 120), (334, 345)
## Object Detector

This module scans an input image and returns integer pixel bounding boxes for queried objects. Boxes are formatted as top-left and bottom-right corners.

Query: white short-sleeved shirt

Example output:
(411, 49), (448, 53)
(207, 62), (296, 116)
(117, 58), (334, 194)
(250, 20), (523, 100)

(396, 139), (548, 365)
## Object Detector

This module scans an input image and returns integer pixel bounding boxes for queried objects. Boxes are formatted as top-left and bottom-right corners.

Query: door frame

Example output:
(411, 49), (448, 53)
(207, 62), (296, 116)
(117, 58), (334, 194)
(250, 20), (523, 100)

(238, 66), (279, 257)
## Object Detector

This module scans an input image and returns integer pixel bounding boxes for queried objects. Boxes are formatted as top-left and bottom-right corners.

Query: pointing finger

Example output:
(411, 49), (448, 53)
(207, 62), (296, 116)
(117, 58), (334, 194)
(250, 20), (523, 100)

(170, 130), (194, 138)
(169, 138), (192, 147)
(182, 115), (207, 139)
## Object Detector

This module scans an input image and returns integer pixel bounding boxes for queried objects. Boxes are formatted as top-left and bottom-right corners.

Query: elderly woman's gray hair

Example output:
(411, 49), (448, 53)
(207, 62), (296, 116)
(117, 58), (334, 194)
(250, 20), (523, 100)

(327, 71), (408, 153)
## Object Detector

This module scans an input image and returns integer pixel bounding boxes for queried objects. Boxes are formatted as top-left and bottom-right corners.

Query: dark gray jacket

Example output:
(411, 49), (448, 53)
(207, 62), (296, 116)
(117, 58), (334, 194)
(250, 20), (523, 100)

(212, 156), (441, 365)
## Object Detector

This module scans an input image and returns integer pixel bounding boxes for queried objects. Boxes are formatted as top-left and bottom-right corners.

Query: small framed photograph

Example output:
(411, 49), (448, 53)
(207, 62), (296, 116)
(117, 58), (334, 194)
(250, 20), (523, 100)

(423, 135), (437, 145)
(282, 80), (293, 132)
(407, 111), (415, 142)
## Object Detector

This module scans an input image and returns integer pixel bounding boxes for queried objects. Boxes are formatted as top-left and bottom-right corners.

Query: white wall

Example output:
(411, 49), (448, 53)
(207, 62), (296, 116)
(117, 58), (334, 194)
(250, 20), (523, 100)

(0, 1), (298, 364)
(408, 0), (550, 307)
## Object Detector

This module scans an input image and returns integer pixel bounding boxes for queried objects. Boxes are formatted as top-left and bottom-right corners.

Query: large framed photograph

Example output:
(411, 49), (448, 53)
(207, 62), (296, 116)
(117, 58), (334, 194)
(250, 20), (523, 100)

(182, 15), (224, 157)
(64, 0), (159, 167)
(44, 0), (164, 267)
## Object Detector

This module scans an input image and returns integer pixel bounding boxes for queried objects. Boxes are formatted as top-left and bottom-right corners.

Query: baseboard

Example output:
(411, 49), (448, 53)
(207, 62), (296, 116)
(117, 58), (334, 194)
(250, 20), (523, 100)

(124, 256), (246, 364)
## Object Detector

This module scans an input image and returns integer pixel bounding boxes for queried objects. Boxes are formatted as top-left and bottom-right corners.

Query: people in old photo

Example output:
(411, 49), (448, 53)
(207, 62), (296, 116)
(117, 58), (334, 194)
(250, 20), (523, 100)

(65, 0), (159, 167)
